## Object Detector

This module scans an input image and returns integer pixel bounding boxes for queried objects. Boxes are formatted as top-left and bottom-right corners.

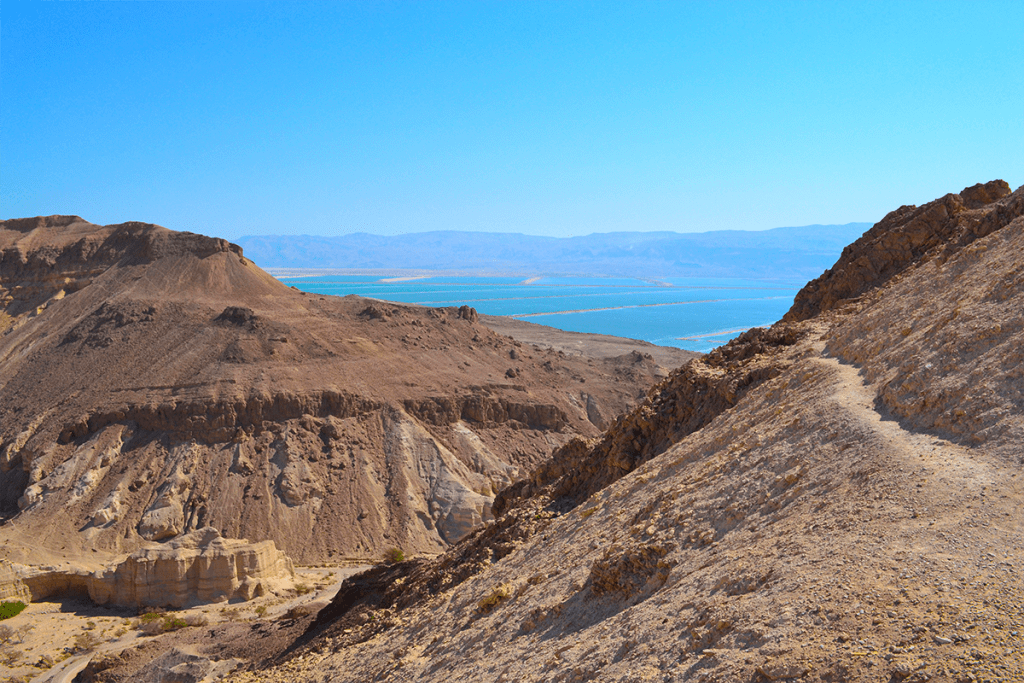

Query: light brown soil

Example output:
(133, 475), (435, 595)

(478, 315), (695, 370)
(0, 565), (368, 683)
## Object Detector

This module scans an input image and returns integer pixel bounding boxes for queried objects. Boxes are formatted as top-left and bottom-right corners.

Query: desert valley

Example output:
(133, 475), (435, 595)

(0, 180), (1021, 683)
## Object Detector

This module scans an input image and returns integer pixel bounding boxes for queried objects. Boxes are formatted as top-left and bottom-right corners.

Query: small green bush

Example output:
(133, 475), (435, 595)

(0, 601), (26, 621)
(383, 547), (405, 564)
(137, 612), (190, 635)
(162, 616), (187, 631)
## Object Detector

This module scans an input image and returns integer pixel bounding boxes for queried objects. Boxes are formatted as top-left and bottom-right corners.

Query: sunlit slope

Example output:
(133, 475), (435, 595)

(234, 181), (1023, 683)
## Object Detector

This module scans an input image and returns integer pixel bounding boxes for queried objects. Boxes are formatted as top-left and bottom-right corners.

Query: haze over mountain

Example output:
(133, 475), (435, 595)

(235, 224), (871, 279)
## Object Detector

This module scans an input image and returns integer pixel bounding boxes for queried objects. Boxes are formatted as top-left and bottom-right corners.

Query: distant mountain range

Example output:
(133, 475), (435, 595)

(234, 223), (872, 280)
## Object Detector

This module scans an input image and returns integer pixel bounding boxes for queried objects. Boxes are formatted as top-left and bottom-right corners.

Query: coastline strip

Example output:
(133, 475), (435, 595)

(675, 328), (751, 340)
(508, 296), (791, 318)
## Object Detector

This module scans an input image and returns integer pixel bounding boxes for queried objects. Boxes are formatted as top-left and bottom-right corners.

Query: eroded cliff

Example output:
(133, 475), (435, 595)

(0, 217), (686, 570)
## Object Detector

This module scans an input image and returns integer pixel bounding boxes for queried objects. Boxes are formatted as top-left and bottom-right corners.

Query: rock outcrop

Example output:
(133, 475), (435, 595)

(0, 559), (31, 602)
(785, 179), (1015, 321)
(14, 528), (293, 608)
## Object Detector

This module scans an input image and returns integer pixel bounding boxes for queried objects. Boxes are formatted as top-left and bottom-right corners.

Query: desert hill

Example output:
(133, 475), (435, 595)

(214, 180), (1023, 683)
(0, 216), (690, 572)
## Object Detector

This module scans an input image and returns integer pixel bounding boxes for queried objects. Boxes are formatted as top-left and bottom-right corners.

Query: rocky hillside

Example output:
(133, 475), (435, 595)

(220, 181), (1023, 683)
(0, 216), (687, 569)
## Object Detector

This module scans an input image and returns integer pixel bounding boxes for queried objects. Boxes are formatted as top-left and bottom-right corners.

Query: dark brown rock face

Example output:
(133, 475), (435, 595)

(785, 180), (1016, 322)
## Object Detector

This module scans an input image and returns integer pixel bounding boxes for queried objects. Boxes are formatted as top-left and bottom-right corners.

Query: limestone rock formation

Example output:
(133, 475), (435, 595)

(0, 559), (31, 602)
(13, 528), (293, 608)
(92, 527), (294, 607)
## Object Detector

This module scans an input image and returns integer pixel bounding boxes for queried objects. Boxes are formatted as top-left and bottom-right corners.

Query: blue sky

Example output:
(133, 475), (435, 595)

(2, 1), (1021, 239)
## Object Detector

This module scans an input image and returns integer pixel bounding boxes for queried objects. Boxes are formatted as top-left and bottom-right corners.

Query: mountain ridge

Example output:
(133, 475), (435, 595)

(1, 216), (688, 572)
(233, 223), (871, 279)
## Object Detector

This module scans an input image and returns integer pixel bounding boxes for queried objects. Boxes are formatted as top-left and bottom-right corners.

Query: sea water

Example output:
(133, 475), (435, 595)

(285, 275), (802, 353)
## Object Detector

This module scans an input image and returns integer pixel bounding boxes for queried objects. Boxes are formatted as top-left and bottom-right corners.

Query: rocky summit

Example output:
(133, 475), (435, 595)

(205, 181), (1021, 683)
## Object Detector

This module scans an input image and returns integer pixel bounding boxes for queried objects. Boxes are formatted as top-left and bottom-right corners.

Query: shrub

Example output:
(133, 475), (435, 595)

(0, 601), (26, 621)
(162, 615), (188, 631)
(383, 547), (405, 564)
(182, 613), (208, 627)
(136, 612), (191, 634)
(73, 632), (99, 653)
(254, 605), (268, 617)
(0, 645), (23, 666)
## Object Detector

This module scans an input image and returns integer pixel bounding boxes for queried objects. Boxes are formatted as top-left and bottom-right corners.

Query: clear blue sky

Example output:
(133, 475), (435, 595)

(2, 1), (1021, 239)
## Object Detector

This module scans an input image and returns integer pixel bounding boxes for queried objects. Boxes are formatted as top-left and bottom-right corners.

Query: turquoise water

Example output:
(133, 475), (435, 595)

(286, 275), (802, 353)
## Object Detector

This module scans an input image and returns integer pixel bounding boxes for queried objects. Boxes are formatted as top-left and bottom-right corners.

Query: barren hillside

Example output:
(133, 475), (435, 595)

(0, 216), (688, 569)
(217, 180), (1023, 683)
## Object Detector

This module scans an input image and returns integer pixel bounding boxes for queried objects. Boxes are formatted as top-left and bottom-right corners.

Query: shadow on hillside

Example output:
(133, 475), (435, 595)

(520, 584), (649, 642)
(52, 595), (136, 617)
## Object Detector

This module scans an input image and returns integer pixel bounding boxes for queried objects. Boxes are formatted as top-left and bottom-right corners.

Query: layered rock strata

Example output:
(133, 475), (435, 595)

(12, 528), (293, 608)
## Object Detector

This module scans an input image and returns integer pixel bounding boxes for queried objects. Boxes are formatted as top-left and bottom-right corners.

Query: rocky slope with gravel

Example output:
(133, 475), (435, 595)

(220, 181), (1023, 683)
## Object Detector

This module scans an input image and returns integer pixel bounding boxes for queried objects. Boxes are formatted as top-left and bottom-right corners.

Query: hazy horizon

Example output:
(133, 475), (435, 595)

(229, 220), (870, 242)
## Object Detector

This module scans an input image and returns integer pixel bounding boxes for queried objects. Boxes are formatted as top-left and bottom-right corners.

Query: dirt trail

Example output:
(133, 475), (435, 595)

(817, 351), (1003, 497)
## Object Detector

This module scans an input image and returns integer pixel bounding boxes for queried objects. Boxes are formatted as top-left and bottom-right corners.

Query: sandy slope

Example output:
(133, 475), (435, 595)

(227, 333), (1023, 683)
